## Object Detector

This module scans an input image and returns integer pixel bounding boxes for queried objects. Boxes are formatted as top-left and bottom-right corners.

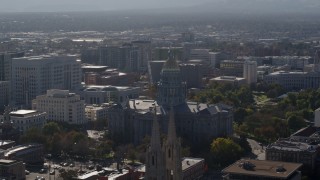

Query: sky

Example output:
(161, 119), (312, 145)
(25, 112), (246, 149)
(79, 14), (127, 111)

(0, 0), (212, 12)
(0, 0), (319, 13)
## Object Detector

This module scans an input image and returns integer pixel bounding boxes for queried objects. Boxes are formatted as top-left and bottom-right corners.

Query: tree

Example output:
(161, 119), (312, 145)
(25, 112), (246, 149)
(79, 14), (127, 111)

(287, 115), (306, 132)
(210, 138), (243, 167)
(59, 170), (77, 180)
(42, 122), (61, 136)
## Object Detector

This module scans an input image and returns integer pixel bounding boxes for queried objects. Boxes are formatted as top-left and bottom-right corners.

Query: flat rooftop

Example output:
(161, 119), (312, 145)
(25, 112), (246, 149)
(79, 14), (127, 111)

(9, 110), (37, 116)
(222, 159), (302, 179)
(182, 157), (204, 171)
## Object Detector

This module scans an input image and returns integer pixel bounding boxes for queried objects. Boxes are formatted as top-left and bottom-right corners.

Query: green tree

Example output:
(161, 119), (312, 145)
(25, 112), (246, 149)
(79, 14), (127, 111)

(287, 115), (306, 132)
(42, 122), (61, 136)
(210, 138), (243, 167)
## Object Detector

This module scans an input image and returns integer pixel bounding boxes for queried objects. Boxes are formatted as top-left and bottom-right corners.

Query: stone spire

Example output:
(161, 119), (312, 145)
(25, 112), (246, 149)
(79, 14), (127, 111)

(145, 107), (165, 180)
(167, 105), (177, 143)
(163, 105), (182, 180)
(150, 108), (161, 150)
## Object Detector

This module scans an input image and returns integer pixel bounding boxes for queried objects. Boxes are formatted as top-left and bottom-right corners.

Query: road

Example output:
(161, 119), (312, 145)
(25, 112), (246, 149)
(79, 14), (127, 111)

(247, 138), (265, 160)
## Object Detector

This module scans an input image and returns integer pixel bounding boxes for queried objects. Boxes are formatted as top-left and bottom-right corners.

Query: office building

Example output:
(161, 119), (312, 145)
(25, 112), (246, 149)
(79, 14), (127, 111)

(85, 104), (109, 122)
(79, 85), (141, 106)
(220, 60), (244, 77)
(0, 52), (24, 81)
(11, 54), (82, 107)
(32, 89), (87, 125)
(210, 76), (246, 86)
(9, 110), (46, 134)
(0, 159), (25, 180)
(131, 40), (152, 72)
(0, 81), (9, 112)
(243, 60), (258, 84)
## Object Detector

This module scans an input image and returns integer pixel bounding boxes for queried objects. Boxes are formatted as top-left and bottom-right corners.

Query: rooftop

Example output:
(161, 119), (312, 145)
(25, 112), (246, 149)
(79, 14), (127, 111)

(182, 157), (204, 171)
(267, 140), (317, 152)
(0, 159), (16, 165)
(9, 110), (37, 116)
(222, 159), (302, 179)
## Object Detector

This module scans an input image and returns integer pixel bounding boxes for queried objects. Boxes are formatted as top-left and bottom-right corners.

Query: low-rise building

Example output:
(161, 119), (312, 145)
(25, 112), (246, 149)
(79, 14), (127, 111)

(220, 60), (244, 77)
(209, 76), (246, 86)
(85, 104), (109, 122)
(266, 139), (318, 174)
(264, 71), (320, 91)
(9, 110), (46, 134)
(182, 157), (205, 180)
(5, 144), (44, 165)
(32, 89), (87, 125)
(0, 159), (25, 180)
(79, 85), (141, 106)
(222, 159), (302, 180)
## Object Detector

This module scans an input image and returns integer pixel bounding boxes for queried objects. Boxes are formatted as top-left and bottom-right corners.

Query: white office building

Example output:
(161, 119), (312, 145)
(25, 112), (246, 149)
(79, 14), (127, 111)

(243, 60), (257, 84)
(9, 110), (46, 134)
(32, 89), (87, 125)
(11, 54), (82, 107)
(85, 104), (110, 122)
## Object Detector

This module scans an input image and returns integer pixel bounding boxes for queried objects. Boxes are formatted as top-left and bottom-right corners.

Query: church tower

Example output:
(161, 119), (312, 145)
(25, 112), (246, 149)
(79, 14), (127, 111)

(145, 108), (165, 179)
(163, 106), (182, 180)
(157, 50), (186, 107)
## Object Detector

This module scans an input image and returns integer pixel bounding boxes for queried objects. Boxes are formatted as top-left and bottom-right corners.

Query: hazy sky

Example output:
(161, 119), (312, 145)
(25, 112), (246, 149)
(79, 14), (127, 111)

(1, 0), (319, 13)
(0, 0), (212, 12)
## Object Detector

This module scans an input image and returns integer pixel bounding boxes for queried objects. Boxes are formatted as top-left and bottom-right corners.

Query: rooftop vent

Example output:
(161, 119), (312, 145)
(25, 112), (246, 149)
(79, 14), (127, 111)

(276, 165), (286, 173)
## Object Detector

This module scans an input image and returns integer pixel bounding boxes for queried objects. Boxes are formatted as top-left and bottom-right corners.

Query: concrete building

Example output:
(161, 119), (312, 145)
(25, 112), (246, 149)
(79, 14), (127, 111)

(222, 159), (302, 180)
(0, 159), (25, 180)
(264, 71), (320, 91)
(84, 69), (138, 86)
(79, 85), (141, 106)
(210, 76), (246, 86)
(189, 49), (217, 67)
(315, 108), (320, 127)
(220, 60), (244, 77)
(9, 110), (46, 134)
(266, 139), (318, 174)
(131, 40), (152, 72)
(11, 54), (82, 107)
(32, 89), (87, 125)
(0, 81), (10, 112)
(5, 144), (44, 165)
(85, 104), (109, 122)
(243, 60), (257, 84)
(148, 60), (166, 84)
(0, 52), (24, 81)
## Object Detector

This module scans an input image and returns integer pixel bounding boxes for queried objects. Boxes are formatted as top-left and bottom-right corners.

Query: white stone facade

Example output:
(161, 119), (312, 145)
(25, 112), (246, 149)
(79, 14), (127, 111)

(32, 89), (87, 125)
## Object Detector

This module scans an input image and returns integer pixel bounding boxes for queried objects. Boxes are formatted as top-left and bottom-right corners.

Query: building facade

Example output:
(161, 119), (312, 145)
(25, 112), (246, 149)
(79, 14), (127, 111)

(9, 110), (46, 134)
(243, 60), (257, 84)
(5, 144), (44, 165)
(0, 81), (10, 112)
(32, 89), (87, 125)
(0, 159), (25, 180)
(11, 54), (82, 107)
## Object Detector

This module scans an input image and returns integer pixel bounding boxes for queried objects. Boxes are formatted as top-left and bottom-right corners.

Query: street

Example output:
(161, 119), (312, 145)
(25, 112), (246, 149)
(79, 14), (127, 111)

(247, 138), (265, 160)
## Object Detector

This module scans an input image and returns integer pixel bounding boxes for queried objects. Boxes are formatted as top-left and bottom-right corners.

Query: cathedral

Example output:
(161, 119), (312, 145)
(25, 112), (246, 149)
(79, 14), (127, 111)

(145, 107), (182, 180)
(107, 50), (233, 146)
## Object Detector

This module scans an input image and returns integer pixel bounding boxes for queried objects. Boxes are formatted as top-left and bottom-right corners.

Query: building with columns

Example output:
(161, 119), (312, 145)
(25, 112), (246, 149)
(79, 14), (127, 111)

(107, 51), (233, 146)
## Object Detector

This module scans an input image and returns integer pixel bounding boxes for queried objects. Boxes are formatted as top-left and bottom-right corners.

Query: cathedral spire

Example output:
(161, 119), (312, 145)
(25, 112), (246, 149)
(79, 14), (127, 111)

(167, 105), (177, 143)
(150, 107), (161, 150)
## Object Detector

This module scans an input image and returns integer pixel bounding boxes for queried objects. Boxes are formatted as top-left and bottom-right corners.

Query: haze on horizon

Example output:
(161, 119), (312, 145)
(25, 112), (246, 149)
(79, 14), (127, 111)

(1, 0), (320, 14)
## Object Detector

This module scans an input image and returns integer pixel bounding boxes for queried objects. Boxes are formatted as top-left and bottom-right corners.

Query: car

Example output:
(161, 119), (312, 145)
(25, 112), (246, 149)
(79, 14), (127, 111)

(87, 165), (94, 170)
(40, 177), (45, 180)
(63, 162), (69, 166)
(25, 170), (30, 175)
(39, 169), (46, 173)
(49, 170), (55, 175)
(59, 168), (65, 173)
(35, 176), (40, 180)
(69, 163), (75, 167)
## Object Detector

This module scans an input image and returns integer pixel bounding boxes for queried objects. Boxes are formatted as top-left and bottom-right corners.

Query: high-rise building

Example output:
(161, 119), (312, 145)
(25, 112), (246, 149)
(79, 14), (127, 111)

(0, 51), (24, 81)
(99, 46), (120, 68)
(32, 89), (87, 125)
(243, 60), (257, 84)
(0, 81), (9, 112)
(131, 40), (152, 72)
(120, 44), (139, 72)
(11, 54), (82, 107)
